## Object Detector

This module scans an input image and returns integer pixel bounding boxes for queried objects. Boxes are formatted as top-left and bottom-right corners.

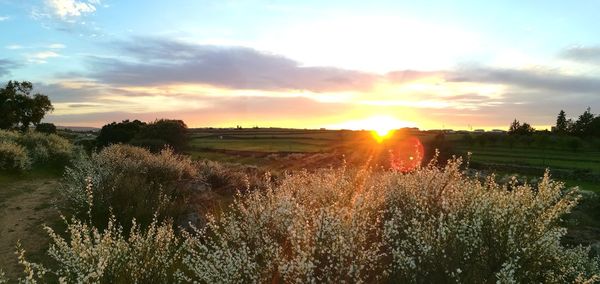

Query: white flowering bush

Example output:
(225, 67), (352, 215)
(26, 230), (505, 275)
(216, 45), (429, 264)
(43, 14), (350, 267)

(16, 216), (183, 283)
(0, 141), (31, 171)
(15, 157), (600, 283)
(180, 157), (600, 283)
(60, 144), (199, 228)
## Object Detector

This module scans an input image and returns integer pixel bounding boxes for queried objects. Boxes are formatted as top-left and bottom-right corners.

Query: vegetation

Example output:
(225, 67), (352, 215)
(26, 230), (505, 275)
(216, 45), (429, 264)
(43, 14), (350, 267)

(0, 81), (53, 132)
(508, 119), (535, 136)
(34, 123), (57, 134)
(59, 144), (198, 229)
(0, 130), (74, 171)
(0, 141), (31, 171)
(553, 108), (600, 138)
(97, 119), (189, 152)
(13, 157), (600, 283)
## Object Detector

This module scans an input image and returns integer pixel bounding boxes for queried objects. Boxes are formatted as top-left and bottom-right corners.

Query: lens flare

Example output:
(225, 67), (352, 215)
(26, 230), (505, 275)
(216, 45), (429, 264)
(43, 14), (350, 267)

(388, 137), (424, 172)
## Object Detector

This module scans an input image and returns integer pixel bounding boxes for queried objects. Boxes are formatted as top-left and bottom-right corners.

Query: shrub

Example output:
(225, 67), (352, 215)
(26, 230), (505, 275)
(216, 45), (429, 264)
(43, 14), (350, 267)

(60, 144), (199, 228)
(16, 216), (183, 283)
(35, 123), (57, 134)
(130, 137), (169, 153)
(18, 158), (600, 283)
(0, 141), (30, 171)
(96, 119), (146, 147)
(181, 158), (600, 283)
(18, 131), (74, 166)
(136, 119), (189, 153)
(196, 160), (271, 193)
(0, 129), (20, 143)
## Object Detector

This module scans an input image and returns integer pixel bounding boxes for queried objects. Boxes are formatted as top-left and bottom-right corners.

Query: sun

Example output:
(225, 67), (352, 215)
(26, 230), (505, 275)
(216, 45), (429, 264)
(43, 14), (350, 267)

(325, 115), (415, 143)
(372, 126), (394, 143)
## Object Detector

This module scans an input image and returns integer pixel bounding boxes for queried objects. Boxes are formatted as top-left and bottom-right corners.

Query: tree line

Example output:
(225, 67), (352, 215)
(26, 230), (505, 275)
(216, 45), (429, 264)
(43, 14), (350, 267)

(507, 107), (600, 138)
(1, 81), (188, 153)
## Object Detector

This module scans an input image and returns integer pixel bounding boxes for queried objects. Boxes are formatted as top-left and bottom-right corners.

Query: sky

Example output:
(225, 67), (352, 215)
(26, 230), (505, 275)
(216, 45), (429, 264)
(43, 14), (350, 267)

(1, 0), (599, 130)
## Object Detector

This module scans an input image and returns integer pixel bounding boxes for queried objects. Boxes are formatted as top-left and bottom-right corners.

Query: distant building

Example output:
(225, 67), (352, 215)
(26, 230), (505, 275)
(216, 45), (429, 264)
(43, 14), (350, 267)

(490, 129), (507, 133)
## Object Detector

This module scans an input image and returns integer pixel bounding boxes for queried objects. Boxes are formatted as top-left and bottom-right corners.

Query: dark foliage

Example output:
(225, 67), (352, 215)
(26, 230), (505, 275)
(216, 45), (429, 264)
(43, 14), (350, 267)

(508, 119), (535, 136)
(96, 119), (146, 147)
(96, 119), (189, 152)
(35, 122), (57, 134)
(135, 119), (189, 153)
(0, 81), (53, 131)
(553, 108), (600, 138)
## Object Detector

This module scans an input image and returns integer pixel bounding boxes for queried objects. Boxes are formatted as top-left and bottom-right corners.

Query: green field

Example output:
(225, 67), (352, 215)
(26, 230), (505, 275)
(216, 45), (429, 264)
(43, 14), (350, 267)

(189, 138), (332, 152)
(187, 128), (600, 192)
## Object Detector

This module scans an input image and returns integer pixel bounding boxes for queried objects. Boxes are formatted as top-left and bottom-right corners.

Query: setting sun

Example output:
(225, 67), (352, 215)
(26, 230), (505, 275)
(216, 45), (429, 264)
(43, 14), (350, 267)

(372, 125), (394, 143)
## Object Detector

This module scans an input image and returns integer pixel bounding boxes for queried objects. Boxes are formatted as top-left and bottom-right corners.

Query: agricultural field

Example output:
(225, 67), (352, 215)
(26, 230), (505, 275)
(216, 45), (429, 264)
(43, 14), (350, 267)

(450, 135), (600, 192)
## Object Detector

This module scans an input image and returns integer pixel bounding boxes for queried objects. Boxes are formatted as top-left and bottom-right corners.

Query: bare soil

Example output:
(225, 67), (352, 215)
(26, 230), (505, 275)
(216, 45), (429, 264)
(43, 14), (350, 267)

(0, 177), (61, 280)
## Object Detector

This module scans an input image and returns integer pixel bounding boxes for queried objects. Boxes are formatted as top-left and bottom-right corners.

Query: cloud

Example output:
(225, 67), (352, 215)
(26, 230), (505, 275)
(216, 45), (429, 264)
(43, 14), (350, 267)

(27, 51), (60, 64)
(449, 67), (600, 94)
(0, 16), (9, 21)
(86, 38), (380, 92)
(386, 70), (443, 82)
(5, 44), (23, 50)
(0, 59), (19, 77)
(48, 43), (66, 49)
(45, 0), (98, 19)
(561, 46), (600, 64)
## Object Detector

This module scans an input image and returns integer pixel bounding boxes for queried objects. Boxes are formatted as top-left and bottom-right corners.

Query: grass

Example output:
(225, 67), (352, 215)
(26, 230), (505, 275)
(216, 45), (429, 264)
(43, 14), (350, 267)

(189, 138), (331, 152)
(455, 145), (600, 173)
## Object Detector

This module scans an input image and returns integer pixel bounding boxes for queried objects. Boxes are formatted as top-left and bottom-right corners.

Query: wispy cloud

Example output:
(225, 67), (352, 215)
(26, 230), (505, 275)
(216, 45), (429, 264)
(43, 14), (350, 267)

(449, 67), (600, 94)
(86, 38), (379, 92)
(0, 59), (20, 77)
(0, 16), (10, 21)
(45, 0), (99, 19)
(48, 43), (66, 49)
(5, 44), (23, 50)
(561, 45), (600, 64)
(28, 51), (60, 64)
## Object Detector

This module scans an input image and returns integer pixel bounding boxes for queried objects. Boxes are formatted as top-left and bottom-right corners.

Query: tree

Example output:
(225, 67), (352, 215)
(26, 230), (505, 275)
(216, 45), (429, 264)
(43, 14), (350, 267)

(509, 119), (521, 134)
(0, 81), (53, 131)
(134, 119), (189, 153)
(96, 119), (147, 147)
(508, 119), (535, 136)
(35, 123), (57, 134)
(555, 110), (568, 134)
(573, 107), (595, 137)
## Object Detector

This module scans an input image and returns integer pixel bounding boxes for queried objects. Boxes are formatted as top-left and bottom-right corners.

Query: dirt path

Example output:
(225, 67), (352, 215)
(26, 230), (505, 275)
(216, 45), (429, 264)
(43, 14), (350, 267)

(0, 178), (61, 280)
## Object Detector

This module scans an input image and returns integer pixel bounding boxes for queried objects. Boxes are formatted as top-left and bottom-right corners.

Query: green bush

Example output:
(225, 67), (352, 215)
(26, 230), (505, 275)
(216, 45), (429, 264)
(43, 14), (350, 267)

(60, 144), (199, 228)
(18, 131), (73, 166)
(18, 158), (599, 283)
(0, 141), (31, 171)
(0, 129), (20, 143)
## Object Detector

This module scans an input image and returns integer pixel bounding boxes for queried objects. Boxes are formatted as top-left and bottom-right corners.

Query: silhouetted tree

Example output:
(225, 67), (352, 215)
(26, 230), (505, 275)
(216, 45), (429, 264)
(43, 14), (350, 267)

(96, 119), (147, 147)
(35, 122), (57, 134)
(0, 81), (53, 131)
(555, 110), (568, 135)
(508, 119), (535, 136)
(134, 119), (189, 153)
(573, 107), (595, 137)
